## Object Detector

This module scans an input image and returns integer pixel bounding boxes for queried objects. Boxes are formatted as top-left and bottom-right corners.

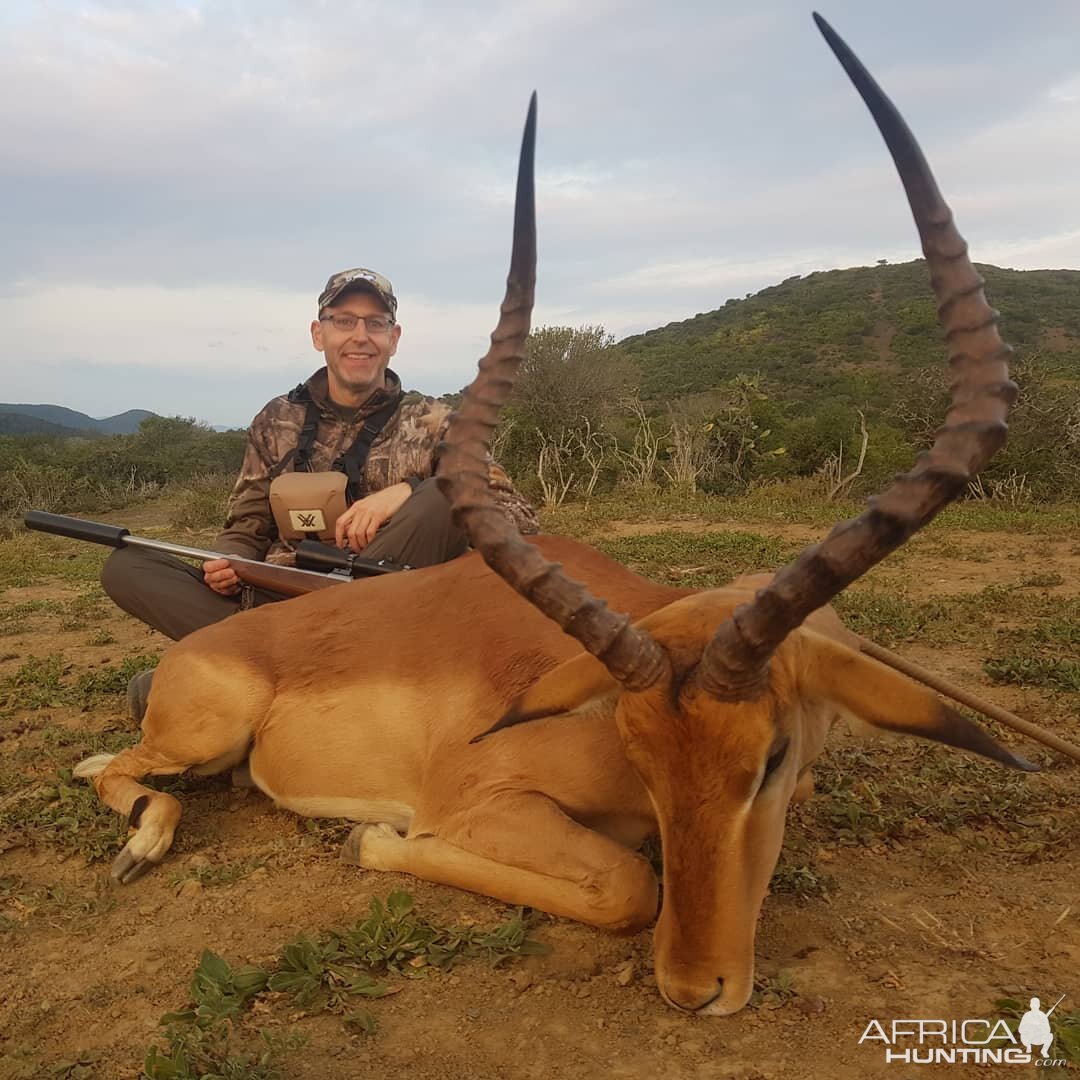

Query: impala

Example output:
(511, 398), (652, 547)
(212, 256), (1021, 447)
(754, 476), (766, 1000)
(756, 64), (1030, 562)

(77, 16), (1034, 1016)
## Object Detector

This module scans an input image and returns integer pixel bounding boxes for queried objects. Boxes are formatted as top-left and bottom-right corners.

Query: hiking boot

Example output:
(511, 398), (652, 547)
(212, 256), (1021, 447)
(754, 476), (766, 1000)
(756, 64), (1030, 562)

(127, 668), (155, 724)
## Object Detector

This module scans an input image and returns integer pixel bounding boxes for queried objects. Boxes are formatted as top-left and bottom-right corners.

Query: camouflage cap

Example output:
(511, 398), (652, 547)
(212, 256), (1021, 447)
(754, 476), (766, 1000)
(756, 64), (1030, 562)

(318, 268), (398, 317)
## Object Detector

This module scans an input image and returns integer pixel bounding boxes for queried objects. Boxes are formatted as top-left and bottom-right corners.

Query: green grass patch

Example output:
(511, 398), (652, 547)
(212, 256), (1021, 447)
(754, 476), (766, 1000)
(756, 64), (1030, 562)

(0, 651), (158, 715)
(835, 586), (1080, 651)
(544, 487), (856, 539)
(985, 601), (1080, 693)
(0, 654), (68, 710)
(542, 487), (1080, 540)
(593, 530), (796, 587)
(934, 501), (1080, 534)
(984, 655), (1080, 694)
(0, 532), (109, 589)
(58, 588), (108, 631)
(809, 744), (1059, 851)
(0, 598), (59, 637)
(0, 874), (116, 934)
(0, 766), (128, 861)
(833, 591), (952, 647)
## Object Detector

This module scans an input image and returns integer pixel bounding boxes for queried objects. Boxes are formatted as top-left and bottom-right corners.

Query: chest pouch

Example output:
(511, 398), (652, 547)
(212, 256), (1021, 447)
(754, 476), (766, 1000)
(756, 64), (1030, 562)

(269, 471), (348, 542)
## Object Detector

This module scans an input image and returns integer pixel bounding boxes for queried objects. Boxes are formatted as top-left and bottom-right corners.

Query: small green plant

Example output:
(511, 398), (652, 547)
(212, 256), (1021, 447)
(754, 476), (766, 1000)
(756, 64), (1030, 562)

(769, 861), (834, 899)
(143, 1025), (283, 1080)
(328, 889), (550, 975)
(85, 628), (116, 646)
(751, 970), (798, 1008)
(343, 1010), (378, 1037)
(267, 935), (389, 1010)
(169, 856), (267, 890)
(161, 951), (270, 1029)
(143, 892), (549, 1075)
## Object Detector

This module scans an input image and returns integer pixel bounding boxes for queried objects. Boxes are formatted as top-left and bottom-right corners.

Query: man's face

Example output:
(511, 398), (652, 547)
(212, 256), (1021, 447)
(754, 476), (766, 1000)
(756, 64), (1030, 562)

(310, 287), (402, 407)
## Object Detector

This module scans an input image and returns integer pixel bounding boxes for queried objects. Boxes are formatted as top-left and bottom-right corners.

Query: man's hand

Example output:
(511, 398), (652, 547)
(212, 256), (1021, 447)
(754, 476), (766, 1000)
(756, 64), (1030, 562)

(203, 558), (241, 596)
(335, 482), (412, 553)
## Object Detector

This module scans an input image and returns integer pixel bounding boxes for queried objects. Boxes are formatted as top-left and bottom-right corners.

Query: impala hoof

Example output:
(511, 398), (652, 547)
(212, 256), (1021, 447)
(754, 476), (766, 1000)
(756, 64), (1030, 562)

(340, 822), (400, 869)
(111, 843), (161, 885)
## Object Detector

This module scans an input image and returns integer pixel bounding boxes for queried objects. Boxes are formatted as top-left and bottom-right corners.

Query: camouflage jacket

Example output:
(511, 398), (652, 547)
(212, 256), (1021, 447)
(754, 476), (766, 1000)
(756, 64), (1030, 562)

(216, 368), (538, 563)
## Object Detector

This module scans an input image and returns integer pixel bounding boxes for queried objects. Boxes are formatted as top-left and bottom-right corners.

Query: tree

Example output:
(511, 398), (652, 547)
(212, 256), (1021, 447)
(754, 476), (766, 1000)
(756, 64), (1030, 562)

(494, 325), (637, 495)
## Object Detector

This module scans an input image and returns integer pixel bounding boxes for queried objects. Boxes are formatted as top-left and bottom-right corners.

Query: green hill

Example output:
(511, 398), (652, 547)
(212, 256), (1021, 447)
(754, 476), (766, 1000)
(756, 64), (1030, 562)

(618, 261), (1080, 407)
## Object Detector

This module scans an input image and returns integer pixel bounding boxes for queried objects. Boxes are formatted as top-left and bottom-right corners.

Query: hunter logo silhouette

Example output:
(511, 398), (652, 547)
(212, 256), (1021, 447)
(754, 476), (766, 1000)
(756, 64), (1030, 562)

(1019, 995), (1064, 1058)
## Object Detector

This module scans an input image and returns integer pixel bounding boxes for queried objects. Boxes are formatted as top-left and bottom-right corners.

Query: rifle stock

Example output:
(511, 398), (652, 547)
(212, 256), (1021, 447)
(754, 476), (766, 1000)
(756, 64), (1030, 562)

(23, 511), (351, 598)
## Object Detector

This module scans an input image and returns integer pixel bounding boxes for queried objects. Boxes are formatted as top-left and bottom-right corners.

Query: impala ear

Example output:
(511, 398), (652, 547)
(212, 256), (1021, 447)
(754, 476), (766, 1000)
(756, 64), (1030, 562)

(797, 630), (1038, 771)
(472, 651), (620, 742)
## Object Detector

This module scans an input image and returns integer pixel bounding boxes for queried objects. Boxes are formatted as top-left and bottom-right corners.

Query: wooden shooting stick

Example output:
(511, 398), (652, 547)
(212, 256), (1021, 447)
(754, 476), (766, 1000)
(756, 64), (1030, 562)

(859, 636), (1080, 766)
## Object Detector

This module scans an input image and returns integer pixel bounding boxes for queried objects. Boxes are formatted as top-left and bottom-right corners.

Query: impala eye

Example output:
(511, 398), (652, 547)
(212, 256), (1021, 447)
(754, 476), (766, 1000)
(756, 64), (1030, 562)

(763, 739), (789, 783)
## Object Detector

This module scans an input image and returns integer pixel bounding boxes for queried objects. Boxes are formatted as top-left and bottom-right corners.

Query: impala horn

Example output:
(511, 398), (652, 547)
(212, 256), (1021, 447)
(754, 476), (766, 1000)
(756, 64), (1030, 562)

(695, 13), (1017, 700)
(436, 94), (669, 693)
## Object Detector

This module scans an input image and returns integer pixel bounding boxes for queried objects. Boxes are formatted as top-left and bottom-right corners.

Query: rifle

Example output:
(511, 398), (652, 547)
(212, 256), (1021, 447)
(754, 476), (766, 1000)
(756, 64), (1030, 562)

(23, 511), (409, 598)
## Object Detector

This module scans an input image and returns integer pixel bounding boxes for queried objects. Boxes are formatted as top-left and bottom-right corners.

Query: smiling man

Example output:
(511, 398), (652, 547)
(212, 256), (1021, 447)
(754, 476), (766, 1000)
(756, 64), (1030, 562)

(102, 267), (538, 716)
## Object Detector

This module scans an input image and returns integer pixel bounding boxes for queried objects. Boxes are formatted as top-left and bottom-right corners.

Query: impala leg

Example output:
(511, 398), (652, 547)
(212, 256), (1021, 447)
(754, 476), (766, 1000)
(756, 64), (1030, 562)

(792, 767), (815, 804)
(79, 723), (252, 884)
(342, 792), (658, 932)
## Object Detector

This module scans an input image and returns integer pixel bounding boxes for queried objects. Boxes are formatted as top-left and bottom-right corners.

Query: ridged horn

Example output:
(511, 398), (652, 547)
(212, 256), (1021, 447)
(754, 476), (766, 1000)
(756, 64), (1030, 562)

(436, 95), (669, 693)
(696, 14), (1017, 700)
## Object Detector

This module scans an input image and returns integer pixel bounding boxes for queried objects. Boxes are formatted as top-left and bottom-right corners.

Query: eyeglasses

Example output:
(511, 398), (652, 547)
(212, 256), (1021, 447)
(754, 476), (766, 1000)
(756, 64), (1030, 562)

(320, 313), (396, 335)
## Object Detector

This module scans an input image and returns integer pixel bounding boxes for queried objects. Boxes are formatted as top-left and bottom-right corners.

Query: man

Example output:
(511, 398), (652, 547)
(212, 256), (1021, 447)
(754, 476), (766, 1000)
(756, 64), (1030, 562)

(102, 267), (538, 714)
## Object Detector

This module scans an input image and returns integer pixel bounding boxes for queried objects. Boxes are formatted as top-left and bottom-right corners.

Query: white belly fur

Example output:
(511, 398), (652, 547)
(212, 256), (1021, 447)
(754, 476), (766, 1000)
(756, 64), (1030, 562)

(273, 795), (415, 832)
(248, 760), (415, 831)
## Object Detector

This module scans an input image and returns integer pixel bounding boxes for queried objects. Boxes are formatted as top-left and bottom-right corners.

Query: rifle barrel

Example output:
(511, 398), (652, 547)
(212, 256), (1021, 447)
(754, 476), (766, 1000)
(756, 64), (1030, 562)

(23, 511), (344, 593)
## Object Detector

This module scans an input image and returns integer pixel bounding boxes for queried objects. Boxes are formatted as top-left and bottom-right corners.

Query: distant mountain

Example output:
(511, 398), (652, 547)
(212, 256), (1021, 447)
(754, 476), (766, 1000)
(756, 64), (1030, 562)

(0, 403), (157, 436)
(0, 412), (97, 437)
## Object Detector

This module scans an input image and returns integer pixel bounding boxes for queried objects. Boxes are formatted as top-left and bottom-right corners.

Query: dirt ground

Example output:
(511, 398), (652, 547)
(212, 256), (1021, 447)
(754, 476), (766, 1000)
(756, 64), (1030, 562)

(0, 515), (1077, 1079)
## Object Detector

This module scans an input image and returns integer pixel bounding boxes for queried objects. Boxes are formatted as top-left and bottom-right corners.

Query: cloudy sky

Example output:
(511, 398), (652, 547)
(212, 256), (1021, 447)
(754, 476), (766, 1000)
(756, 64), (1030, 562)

(2, 1), (1078, 427)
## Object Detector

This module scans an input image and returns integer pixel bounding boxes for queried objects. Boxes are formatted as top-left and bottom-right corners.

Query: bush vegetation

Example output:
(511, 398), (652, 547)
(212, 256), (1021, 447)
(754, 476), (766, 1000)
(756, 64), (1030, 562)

(1, 416), (245, 533)
(490, 260), (1079, 507)
(4, 260), (1077, 534)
